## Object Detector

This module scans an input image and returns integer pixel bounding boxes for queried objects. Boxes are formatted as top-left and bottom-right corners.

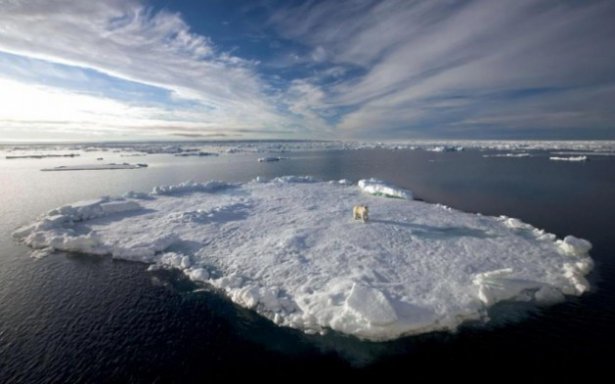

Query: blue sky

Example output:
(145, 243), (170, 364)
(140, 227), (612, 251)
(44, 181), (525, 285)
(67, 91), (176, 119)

(0, 0), (614, 141)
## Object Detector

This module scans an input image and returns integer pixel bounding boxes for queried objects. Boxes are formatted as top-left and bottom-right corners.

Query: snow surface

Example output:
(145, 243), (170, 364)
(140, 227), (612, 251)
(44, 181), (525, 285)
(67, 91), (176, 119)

(14, 177), (593, 341)
(40, 163), (148, 171)
(549, 156), (588, 162)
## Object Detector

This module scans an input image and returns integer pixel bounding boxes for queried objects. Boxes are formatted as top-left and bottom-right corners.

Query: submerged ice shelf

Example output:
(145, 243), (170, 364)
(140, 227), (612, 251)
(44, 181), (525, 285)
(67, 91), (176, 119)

(13, 178), (593, 341)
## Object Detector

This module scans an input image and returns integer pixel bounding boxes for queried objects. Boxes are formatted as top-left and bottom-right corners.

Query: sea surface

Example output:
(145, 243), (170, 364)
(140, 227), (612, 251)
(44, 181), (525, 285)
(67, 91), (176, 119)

(1, 146), (614, 381)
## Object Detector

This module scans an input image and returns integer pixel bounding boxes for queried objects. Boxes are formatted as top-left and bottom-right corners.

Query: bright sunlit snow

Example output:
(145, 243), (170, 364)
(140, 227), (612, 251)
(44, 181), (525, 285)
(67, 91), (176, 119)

(13, 178), (593, 341)
(549, 156), (588, 162)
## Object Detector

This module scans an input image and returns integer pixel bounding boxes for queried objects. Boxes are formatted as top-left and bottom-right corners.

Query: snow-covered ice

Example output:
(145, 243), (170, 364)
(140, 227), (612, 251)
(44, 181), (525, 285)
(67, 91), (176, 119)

(258, 156), (283, 162)
(358, 178), (413, 199)
(483, 153), (532, 158)
(4, 140), (615, 160)
(426, 146), (464, 152)
(41, 163), (148, 171)
(13, 177), (593, 341)
(174, 152), (218, 157)
(5, 153), (80, 159)
(552, 151), (615, 157)
(549, 156), (588, 162)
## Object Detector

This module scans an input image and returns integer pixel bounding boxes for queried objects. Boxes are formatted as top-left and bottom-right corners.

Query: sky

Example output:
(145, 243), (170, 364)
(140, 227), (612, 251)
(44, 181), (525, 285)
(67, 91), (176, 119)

(0, 0), (614, 142)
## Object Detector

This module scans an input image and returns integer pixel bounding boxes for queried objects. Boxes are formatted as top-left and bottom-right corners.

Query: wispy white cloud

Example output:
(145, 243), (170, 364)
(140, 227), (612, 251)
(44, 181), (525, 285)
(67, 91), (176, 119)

(0, 0), (297, 139)
(271, 0), (615, 138)
(1, 0), (614, 140)
(0, 76), (270, 140)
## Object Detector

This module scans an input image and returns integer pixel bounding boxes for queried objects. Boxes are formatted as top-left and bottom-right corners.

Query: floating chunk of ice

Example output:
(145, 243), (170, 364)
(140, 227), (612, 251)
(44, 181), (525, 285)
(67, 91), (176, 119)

(358, 178), (413, 199)
(549, 156), (588, 162)
(188, 268), (210, 282)
(152, 180), (233, 195)
(426, 146), (464, 152)
(258, 156), (283, 162)
(13, 177), (593, 341)
(483, 153), (531, 158)
(6, 153), (80, 159)
(41, 163), (147, 171)
(273, 175), (318, 183)
(174, 152), (218, 157)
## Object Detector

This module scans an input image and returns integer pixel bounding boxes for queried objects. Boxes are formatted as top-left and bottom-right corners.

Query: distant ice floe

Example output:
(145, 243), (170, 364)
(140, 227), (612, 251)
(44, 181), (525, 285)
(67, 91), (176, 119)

(174, 152), (218, 157)
(483, 153), (532, 158)
(552, 151), (615, 157)
(3, 140), (615, 158)
(258, 156), (283, 162)
(40, 163), (148, 171)
(14, 177), (593, 341)
(549, 156), (588, 162)
(426, 146), (464, 152)
(200, 139), (614, 154)
(5, 153), (80, 159)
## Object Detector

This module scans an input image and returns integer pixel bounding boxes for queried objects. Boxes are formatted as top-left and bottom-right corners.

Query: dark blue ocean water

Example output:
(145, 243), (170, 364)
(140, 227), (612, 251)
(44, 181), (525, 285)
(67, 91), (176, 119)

(1, 147), (614, 382)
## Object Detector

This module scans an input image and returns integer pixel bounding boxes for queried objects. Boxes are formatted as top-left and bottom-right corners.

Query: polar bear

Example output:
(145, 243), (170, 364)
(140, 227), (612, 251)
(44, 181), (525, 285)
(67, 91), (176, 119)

(353, 205), (369, 222)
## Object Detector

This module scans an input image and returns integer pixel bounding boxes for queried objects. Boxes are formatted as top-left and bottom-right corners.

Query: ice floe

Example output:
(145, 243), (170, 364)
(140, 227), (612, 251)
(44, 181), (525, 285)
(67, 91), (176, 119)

(483, 153), (532, 158)
(13, 177), (593, 341)
(174, 152), (218, 157)
(549, 156), (588, 162)
(40, 163), (148, 171)
(426, 146), (464, 152)
(5, 153), (80, 159)
(258, 156), (283, 162)
(4, 140), (615, 159)
(551, 151), (615, 157)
